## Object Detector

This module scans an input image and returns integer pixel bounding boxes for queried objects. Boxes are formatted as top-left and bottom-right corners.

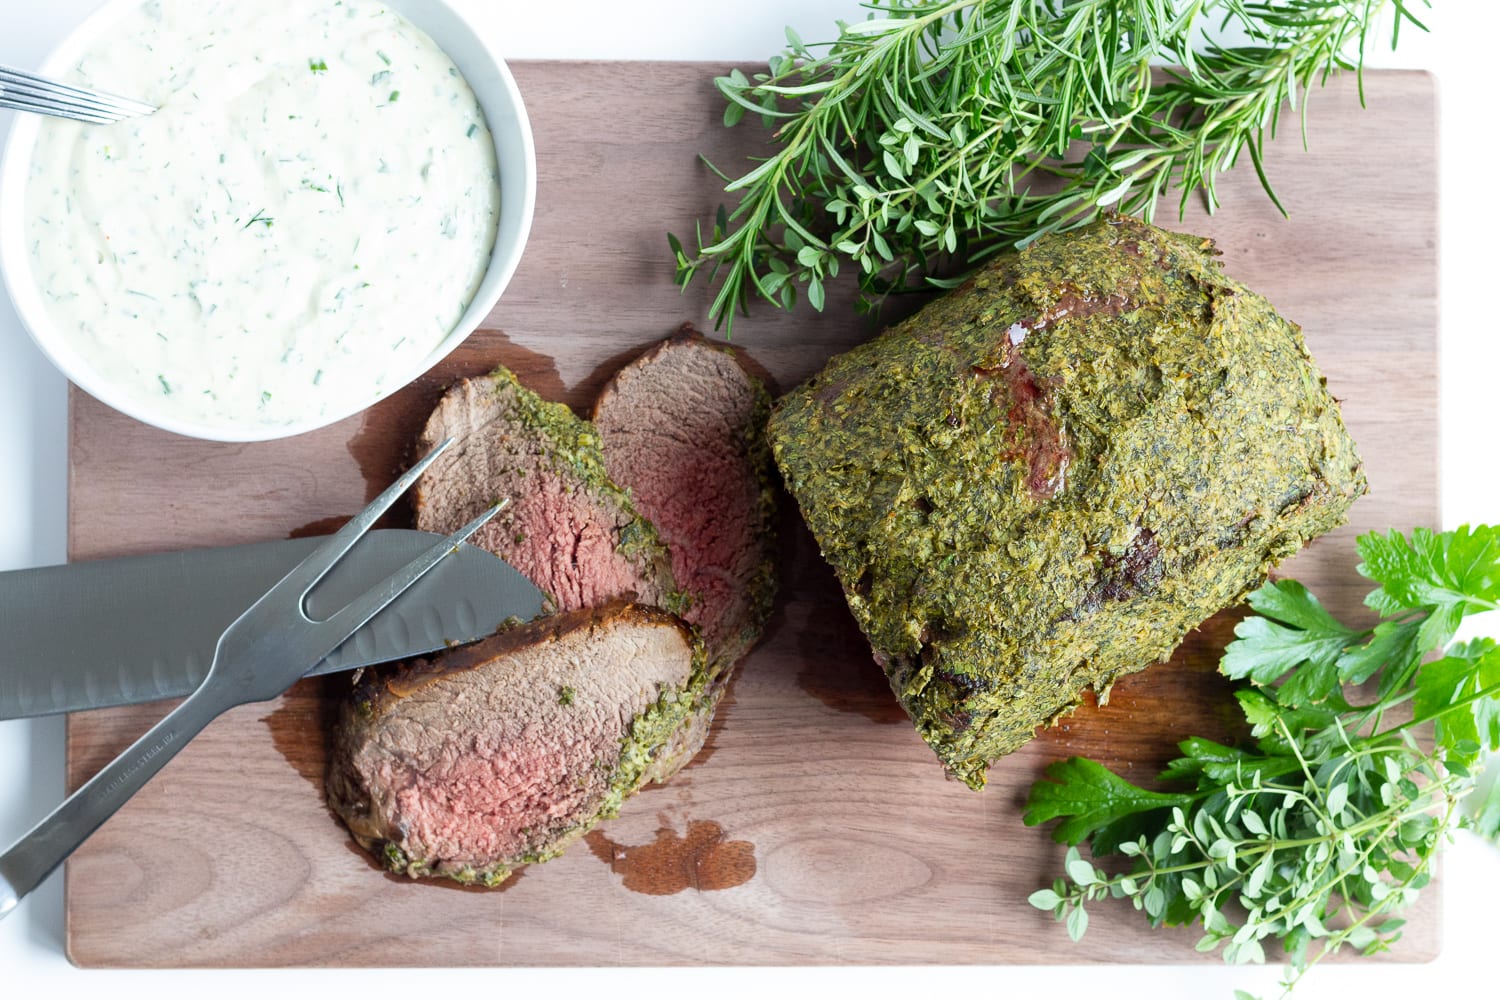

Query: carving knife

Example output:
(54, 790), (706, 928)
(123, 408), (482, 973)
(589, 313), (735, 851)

(0, 529), (546, 720)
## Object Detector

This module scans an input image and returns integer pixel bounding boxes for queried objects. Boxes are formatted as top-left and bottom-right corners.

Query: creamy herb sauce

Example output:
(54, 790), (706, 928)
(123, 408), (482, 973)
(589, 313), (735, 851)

(25, 0), (500, 430)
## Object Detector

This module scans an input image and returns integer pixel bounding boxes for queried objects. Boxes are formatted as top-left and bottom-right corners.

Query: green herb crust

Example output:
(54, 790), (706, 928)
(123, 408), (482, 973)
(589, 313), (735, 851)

(330, 602), (710, 887)
(373, 679), (705, 887)
(414, 365), (687, 617)
(768, 215), (1367, 788)
(588, 329), (783, 784)
(589, 330), (781, 677)
(719, 348), (781, 673)
(478, 365), (666, 571)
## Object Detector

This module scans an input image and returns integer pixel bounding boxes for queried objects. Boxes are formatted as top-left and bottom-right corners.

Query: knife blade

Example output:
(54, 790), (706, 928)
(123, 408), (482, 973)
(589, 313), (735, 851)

(0, 529), (547, 720)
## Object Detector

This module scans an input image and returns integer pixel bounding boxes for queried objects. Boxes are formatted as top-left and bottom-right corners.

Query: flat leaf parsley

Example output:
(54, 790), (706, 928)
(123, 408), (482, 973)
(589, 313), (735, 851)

(1024, 526), (1500, 995)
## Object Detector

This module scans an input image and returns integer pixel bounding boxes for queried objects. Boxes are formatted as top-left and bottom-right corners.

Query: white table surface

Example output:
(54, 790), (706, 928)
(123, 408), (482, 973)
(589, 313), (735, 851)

(3, 1), (1496, 996)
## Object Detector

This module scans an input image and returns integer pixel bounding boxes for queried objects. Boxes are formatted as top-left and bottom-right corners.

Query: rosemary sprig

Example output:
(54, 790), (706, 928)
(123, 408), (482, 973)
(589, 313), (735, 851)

(672, 0), (1431, 332)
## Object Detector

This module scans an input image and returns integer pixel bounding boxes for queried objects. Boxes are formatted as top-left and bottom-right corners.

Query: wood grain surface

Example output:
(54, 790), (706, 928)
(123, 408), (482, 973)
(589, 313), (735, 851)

(63, 63), (1437, 967)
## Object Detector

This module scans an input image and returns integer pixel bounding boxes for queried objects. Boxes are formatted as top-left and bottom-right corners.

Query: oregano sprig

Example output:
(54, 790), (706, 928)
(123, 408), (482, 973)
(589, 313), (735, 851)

(1023, 527), (1500, 996)
(672, 0), (1431, 332)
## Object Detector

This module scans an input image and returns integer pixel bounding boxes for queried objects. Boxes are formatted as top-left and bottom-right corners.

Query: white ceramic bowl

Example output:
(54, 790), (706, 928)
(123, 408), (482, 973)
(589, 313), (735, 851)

(0, 0), (536, 442)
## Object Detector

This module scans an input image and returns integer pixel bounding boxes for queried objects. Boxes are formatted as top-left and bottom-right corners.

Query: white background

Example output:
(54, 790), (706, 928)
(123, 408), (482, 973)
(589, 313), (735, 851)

(2, 1), (1496, 996)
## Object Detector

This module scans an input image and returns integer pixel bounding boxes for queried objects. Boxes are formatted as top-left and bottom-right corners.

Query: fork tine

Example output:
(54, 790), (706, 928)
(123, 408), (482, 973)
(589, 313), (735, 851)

(1, 85), (134, 120)
(0, 64), (156, 115)
(0, 76), (147, 117)
(0, 94), (120, 124)
(318, 499), (507, 644)
(270, 437), (457, 605)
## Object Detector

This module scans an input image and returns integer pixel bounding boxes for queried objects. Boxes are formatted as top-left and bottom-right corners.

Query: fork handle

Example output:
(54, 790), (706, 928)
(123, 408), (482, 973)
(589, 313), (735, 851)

(0, 681), (233, 920)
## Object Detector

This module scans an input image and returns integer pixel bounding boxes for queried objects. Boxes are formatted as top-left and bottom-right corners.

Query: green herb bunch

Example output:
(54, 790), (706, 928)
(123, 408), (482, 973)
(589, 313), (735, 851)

(672, 0), (1429, 332)
(1023, 526), (1500, 995)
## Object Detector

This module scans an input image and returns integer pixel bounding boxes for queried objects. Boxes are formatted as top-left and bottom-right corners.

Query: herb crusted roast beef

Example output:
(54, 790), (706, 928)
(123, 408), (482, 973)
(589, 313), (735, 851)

(593, 329), (777, 671)
(329, 333), (777, 885)
(592, 330), (778, 779)
(769, 215), (1367, 789)
(327, 602), (701, 886)
(411, 366), (680, 614)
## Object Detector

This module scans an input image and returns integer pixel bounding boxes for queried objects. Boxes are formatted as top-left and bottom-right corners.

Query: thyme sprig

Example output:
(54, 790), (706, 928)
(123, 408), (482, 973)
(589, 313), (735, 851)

(1024, 527), (1500, 996)
(672, 0), (1430, 332)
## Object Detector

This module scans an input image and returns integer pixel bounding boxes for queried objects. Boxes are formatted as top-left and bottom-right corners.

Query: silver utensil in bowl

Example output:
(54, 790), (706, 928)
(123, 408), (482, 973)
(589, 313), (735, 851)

(0, 63), (156, 123)
(0, 437), (501, 919)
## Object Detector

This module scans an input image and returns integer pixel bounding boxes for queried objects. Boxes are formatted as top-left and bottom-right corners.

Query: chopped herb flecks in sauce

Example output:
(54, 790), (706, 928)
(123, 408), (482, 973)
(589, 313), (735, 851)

(25, 0), (500, 430)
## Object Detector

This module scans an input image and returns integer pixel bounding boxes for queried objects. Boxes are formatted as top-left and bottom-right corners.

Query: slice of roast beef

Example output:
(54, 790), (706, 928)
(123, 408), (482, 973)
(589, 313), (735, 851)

(327, 601), (701, 886)
(413, 366), (679, 614)
(592, 329), (777, 669)
(592, 330), (778, 781)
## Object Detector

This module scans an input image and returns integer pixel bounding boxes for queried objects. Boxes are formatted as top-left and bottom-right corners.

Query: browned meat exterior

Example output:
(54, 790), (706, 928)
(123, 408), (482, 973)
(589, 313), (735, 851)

(327, 602), (702, 886)
(592, 329), (777, 669)
(414, 367), (679, 614)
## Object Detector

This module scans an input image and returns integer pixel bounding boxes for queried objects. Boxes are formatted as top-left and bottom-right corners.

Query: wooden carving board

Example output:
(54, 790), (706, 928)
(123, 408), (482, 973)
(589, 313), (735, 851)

(64, 64), (1437, 967)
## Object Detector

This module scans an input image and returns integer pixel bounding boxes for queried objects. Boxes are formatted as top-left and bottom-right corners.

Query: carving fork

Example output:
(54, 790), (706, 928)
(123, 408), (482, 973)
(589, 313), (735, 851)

(0, 438), (499, 919)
